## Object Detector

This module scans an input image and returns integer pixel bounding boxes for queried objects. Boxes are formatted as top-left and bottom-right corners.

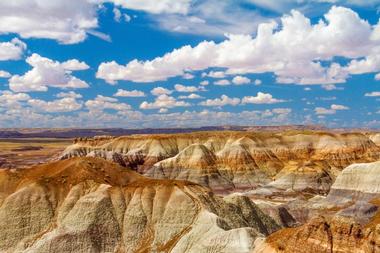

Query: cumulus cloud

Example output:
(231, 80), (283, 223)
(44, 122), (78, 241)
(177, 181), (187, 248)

(315, 104), (349, 115)
(199, 95), (240, 107)
(96, 6), (380, 86)
(0, 90), (30, 109)
(214, 79), (231, 86)
(242, 92), (286, 104)
(232, 76), (251, 85)
(28, 97), (83, 113)
(61, 59), (90, 71)
(151, 87), (173, 96)
(85, 95), (131, 112)
(9, 54), (89, 92)
(174, 84), (205, 92)
(178, 93), (203, 99)
(140, 94), (190, 109)
(114, 89), (146, 97)
(0, 38), (26, 61)
(203, 71), (226, 78)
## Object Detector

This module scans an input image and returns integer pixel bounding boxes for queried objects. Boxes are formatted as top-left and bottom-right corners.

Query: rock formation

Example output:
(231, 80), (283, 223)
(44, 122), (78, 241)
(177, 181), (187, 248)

(0, 157), (280, 253)
(254, 160), (380, 253)
(60, 131), (380, 193)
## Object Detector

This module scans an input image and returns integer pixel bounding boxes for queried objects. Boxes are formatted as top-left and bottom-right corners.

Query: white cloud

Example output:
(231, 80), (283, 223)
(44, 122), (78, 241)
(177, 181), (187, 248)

(140, 94), (190, 109)
(0, 70), (11, 78)
(199, 95), (240, 107)
(174, 84), (205, 92)
(200, 80), (209, 86)
(56, 91), (83, 99)
(114, 89), (146, 97)
(0, 1), (99, 44)
(151, 87), (172, 96)
(314, 107), (336, 115)
(124, 14), (132, 22)
(375, 73), (380, 80)
(331, 104), (349, 110)
(0, 38), (26, 61)
(182, 73), (195, 79)
(321, 84), (344, 90)
(154, 0), (267, 37)
(315, 104), (349, 115)
(254, 79), (262, 85)
(204, 71), (226, 78)
(108, 0), (191, 14)
(214, 79), (231, 86)
(232, 76), (250, 85)
(0, 90), (30, 109)
(61, 59), (90, 71)
(159, 108), (168, 113)
(85, 95), (131, 112)
(113, 8), (122, 22)
(242, 92), (286, 104)
(365, 91), (380, 97)
(28, 97), (82, 113)
(9, 54), (89, 92)
(272, 108), (292, 114)
(96, 6), (380, 86)
(247, 0), (380, 13)
(178, 93), (203, 99)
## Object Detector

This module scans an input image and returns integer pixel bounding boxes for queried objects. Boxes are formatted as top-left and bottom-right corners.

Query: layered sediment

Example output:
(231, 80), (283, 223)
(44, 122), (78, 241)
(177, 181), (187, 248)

(60, 131), (380, 193)
(0, 157), (279, 253)
(255, 160), (380, 253)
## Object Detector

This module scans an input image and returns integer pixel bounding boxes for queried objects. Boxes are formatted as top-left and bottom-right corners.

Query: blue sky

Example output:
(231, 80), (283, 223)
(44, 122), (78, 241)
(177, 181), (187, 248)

(0, 0), (380, 128)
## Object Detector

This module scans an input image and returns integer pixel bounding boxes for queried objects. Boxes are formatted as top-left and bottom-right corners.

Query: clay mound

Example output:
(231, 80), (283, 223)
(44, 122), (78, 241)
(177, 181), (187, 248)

(267, 161), (333, 194)
(0, 157), (280, 253)
(145, 144), (234, 192)
(370, 133), (380, 146)
(331, 161), (380, 194)
(318, 161), (380, 209)
(163, 143), (217, 168)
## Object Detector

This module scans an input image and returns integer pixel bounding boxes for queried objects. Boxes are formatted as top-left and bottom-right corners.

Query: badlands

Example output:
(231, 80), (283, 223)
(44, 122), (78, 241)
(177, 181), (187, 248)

(1, 130), (380, 252)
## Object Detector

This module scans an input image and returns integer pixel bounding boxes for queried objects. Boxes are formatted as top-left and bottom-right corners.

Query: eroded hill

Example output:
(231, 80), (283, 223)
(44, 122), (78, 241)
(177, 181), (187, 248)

(0, 157), (280, 253)
(60, 131), (380, 194)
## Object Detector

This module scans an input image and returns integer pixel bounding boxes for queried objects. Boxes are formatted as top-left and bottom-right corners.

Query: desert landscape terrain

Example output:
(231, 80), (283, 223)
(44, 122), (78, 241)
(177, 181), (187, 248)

(0, 128), (379, 252)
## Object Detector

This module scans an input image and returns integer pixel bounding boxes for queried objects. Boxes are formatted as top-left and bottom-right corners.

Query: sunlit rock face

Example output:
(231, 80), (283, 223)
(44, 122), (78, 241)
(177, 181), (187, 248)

(253, 160), (380, 253)
(60, 131), (380, 193)
(0, 157), (280, 253)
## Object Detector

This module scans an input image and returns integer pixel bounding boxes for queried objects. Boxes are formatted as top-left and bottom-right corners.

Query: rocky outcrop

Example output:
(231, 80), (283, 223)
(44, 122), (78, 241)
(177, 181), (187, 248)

(255, 215), (380, 253)
(60, 131), (380, 193)
(0, 157), (280, 253)
(254, 161), (380, 253)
